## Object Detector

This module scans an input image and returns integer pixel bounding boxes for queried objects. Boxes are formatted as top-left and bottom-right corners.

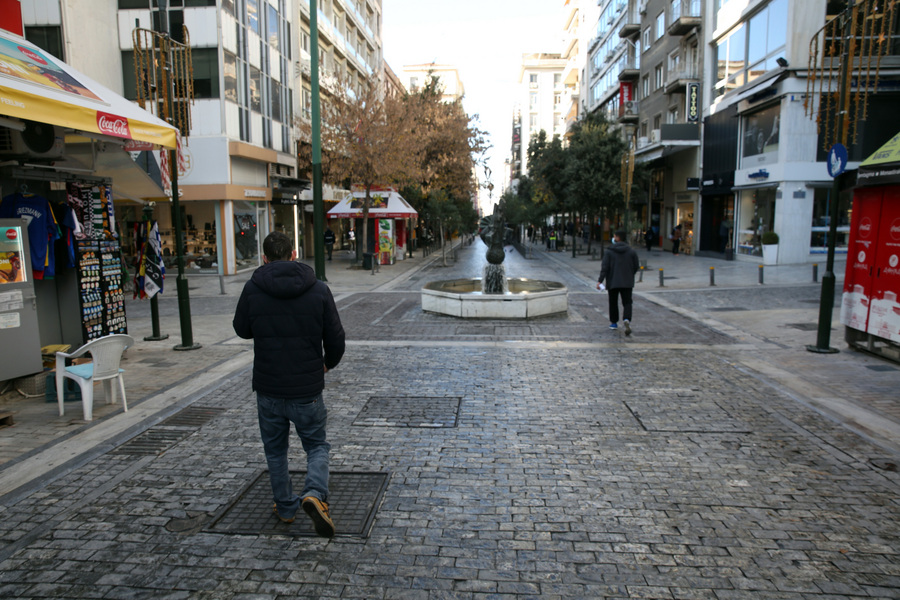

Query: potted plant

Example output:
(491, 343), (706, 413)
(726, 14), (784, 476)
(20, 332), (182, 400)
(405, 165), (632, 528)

(761, 230), (779, 265)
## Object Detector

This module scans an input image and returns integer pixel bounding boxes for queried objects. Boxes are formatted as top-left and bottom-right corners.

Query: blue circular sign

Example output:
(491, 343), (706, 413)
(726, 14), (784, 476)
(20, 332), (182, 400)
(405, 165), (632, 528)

(827, 143), (848, 177)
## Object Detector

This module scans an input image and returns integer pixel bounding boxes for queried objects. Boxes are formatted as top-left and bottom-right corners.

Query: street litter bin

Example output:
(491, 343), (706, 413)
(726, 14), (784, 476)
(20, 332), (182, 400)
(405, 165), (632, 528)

(362, 252), (373, 270)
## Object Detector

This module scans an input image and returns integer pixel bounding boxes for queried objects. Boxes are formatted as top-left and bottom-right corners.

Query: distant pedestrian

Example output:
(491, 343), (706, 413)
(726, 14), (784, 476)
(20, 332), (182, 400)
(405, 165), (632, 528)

(597, 229), (640, 336)
(549, 229), (557, 251)
(324, 227), (336, 260)
(671, 224), (683, 255)
(644, 228), (655, 252)
(348, 228), (356, 252)
(233, 231), (346, 537)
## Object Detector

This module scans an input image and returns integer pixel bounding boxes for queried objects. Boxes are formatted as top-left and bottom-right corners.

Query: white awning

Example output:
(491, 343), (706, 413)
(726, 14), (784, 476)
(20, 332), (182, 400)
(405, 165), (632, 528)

(327, 190), (418, 219)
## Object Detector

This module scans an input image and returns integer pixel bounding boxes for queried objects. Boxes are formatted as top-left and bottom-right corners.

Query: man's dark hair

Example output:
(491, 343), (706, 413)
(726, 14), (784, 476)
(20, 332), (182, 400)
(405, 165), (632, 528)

(614, 229), (627, 241)
(263, 231), (293, 262)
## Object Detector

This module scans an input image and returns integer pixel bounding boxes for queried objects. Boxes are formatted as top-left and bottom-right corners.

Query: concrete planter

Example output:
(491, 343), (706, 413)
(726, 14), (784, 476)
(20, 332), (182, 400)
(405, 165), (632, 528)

(762, 244), (778, 265)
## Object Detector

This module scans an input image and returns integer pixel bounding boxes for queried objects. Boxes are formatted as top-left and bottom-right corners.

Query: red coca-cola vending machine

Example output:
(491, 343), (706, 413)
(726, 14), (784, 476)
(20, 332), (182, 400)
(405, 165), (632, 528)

(842, 159), (900, 362)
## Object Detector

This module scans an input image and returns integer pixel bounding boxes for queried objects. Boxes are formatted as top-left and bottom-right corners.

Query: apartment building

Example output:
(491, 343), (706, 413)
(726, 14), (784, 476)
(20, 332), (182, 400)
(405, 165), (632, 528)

(512, 53), (566, 182)
(700, 0), (900, 264)
(401, 63), (464, 102)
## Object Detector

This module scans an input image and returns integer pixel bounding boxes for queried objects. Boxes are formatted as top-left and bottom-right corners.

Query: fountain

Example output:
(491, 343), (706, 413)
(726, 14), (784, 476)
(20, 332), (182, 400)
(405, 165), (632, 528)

(421, 201), (567, 319)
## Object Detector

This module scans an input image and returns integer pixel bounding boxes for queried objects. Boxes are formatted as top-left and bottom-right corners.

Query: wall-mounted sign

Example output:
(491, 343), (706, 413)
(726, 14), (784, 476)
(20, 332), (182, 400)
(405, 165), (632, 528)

(686, 82), (700, 122)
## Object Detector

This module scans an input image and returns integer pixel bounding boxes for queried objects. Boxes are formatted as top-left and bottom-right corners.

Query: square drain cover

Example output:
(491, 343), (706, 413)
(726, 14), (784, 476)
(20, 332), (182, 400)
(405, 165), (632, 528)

(206, 471), (389, 538)
(353, 396), (461, 428)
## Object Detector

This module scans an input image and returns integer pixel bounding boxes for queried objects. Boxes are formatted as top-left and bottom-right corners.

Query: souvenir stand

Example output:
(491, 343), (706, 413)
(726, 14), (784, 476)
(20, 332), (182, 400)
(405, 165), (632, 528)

(326, 189), (418, 265)
(0, 30), (177, 383)
(840, 134), (900, 363)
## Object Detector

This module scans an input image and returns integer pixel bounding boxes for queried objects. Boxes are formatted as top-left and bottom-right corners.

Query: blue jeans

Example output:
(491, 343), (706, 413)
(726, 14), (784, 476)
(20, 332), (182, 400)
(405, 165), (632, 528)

(257, 392), (330, 519)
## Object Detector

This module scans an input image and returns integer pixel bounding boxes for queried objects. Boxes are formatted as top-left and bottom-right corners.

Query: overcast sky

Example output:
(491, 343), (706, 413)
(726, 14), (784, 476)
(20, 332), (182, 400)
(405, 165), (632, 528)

(381, 0), (562, 214)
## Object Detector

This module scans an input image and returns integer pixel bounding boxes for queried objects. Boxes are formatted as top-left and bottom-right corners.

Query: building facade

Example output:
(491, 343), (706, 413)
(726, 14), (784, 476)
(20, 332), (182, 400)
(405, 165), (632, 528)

(700, 0), (900, 264)
(513, 53), (566, 181)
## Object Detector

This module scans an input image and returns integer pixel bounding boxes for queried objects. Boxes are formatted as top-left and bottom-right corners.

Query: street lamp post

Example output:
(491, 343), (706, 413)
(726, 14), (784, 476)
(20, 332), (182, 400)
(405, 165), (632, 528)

(311, 0), (326, 282)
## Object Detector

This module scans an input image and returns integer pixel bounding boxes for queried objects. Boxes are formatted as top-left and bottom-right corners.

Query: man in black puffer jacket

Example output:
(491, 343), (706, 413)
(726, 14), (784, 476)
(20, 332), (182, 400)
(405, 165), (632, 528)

(233, 231), (345, 537)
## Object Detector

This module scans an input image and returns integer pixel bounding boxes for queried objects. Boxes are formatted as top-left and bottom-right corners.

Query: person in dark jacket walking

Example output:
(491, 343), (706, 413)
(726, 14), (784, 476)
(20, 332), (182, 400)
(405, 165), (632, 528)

(323, 227), (336, 260)
(597, 229), (641, 335)
(233, 231), (345, 537)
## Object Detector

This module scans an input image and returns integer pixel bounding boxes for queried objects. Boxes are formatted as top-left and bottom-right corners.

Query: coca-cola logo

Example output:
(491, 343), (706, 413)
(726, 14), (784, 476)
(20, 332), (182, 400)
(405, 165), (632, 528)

(890, 254), (899, 269)
(5, 229), (17, 241)
(18, 46), (47, 65)
(891, 218), (900, 242)
(858, 217), (873, 238)
(97, 112), (131, 139)
(858, 250), (866, 264)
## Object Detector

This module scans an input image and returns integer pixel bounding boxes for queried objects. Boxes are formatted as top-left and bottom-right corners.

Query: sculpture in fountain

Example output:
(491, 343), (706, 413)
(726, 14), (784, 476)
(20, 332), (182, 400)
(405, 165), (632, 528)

(420, 200), (568, 319)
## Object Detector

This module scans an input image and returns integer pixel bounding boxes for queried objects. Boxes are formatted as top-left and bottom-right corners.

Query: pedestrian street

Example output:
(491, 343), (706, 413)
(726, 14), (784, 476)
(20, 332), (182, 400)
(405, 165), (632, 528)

(0, 239), (897, 599)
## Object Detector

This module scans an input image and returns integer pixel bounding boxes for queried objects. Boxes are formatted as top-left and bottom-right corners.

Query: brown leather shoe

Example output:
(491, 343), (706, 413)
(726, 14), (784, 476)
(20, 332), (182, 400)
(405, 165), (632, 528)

(301, 496), (335, 537)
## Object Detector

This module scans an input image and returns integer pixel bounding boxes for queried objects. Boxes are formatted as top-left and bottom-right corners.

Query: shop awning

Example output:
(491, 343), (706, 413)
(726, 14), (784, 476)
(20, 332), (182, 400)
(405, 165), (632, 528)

(0, 31), (177, 149)
(53, 143), (165, 202)
(857, 131), (900, 186)
(327, 190), (418, 219)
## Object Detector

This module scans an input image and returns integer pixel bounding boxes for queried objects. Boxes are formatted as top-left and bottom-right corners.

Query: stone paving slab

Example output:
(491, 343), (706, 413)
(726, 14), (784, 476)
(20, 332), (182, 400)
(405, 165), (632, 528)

(0, 345), (898, 599)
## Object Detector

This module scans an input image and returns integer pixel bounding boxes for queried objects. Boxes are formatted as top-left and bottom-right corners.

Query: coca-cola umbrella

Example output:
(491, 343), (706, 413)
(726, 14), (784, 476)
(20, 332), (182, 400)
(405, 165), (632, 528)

(0, 30), (176, 149)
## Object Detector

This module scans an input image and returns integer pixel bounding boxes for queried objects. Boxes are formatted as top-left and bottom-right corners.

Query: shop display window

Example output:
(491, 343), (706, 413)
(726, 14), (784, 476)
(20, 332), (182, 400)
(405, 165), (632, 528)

(737, 188), (776, 256)
(810, 186), (851, 253)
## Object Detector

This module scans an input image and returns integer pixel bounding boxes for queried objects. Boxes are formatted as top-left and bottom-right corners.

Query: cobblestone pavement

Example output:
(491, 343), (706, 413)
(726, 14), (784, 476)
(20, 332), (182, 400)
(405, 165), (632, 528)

(0, 240), (898, 599)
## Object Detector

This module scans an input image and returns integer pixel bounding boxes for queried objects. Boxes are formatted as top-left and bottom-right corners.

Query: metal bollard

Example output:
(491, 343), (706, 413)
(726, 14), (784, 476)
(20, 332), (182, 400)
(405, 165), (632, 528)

(710, 266), (716, 286)
(638, 265), (644, 282)
(813, 263), (818, 283)
(659, 268), (665, 287)
(758, 264), (764, 284)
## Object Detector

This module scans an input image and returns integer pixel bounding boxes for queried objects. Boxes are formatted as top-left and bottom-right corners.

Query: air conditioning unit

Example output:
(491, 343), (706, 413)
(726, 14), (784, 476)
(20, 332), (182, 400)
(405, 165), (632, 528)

(638, 136), (649, 147)
(650, 129), (662, 143)
(0, 121), (64, 160)
(624, 100), (638, 114)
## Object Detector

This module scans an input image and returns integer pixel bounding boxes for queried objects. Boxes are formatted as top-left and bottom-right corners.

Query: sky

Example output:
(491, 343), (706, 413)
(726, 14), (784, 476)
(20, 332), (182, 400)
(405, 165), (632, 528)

(381, 0), (562, 215)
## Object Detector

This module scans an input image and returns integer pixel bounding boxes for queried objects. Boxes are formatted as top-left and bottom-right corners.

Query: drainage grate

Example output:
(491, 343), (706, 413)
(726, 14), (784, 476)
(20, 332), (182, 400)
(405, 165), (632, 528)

(111, 428), (194, 455)
(160, 406), (226, 428)
(206, 471), (389, 538)
(786, 323), (821, 331)
(353, 397), (461, 428)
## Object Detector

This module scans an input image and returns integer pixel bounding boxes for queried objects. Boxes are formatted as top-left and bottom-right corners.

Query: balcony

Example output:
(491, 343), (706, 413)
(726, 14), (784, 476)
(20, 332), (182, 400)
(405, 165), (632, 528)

(668, 0), (702, 36)
(618, 5), (640, 39)
(664, 62), (699, 94)
(618, 59), (640, 81)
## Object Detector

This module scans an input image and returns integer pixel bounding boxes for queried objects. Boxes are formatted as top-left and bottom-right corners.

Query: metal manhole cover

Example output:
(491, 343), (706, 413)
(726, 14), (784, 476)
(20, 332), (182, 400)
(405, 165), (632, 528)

(866, 365), (898, 372)
(624, 399), (752, 434)
(161, 406), (226, 428)
(353, 397), (461, 428)
(111, 428), (193, 455)
(205, 471), (389, 537)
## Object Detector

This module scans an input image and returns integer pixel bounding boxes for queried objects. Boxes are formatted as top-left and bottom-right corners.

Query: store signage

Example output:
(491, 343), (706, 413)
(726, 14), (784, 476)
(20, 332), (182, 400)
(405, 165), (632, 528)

(244, 189), (266, 198)
(686, 82), (699, 122)
(97, 111), (132, 139)
(747, 169), (769, 179)
(619, 81), (633, 105)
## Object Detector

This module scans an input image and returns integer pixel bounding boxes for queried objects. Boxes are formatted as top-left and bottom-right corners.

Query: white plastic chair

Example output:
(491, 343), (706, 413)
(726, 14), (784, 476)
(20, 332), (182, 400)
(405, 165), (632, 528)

(55, 334), (134, 421)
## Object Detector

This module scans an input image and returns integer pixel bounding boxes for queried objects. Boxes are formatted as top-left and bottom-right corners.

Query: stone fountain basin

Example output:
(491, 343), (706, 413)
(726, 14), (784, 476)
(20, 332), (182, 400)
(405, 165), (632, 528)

(421, 278), (568, 319)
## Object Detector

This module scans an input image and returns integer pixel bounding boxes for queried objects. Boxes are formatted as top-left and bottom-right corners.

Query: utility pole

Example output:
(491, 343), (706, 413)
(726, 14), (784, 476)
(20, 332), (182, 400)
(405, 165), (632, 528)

(311, 0), (326, 281)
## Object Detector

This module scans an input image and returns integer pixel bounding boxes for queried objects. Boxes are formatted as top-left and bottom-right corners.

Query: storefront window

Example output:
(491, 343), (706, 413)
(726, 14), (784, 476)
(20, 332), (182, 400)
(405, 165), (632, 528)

(810, 187), (851, 254)
(234, 201), (260, 269)
(742, 104), (779, 165)
(737, 187), (776, 255)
